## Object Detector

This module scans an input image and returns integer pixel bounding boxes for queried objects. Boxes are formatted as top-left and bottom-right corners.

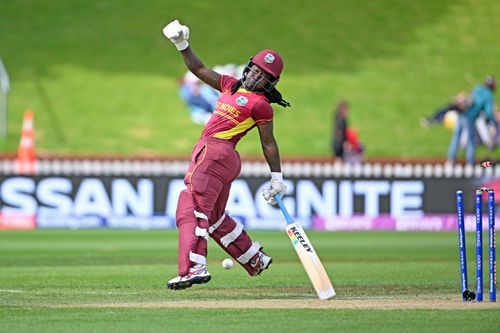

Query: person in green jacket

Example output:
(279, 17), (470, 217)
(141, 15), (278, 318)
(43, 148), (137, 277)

(447, 76), (497, 165)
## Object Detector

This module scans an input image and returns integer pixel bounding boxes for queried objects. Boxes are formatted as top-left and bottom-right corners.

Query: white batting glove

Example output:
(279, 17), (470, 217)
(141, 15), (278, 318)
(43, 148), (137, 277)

(162, 19), (190, 51)
(262, 172), (287, 205)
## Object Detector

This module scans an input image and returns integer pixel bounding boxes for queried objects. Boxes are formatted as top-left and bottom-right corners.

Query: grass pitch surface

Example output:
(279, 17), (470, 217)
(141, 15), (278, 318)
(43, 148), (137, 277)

(1, 230), (499, 332)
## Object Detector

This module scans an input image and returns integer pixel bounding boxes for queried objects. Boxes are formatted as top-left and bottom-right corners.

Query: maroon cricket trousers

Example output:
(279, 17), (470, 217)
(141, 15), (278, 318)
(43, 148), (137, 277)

(175, 137), (263, 276)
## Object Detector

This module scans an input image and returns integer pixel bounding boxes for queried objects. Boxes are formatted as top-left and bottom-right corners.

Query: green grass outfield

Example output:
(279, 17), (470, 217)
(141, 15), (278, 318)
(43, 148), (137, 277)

(1, 230), (499, 333)
(1, 0), (500, 159)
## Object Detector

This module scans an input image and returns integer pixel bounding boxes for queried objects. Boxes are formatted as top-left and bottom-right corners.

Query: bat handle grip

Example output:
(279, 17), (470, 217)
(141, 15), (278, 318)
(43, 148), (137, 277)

(274, 195), (294, 225)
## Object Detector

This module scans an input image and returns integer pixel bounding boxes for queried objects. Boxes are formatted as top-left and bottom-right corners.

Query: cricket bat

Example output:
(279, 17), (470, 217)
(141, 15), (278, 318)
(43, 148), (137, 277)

(274, 195), (336, 300)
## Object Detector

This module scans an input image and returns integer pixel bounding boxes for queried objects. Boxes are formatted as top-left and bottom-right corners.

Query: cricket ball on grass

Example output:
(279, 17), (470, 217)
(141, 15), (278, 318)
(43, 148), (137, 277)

(222, 258), (234, 269)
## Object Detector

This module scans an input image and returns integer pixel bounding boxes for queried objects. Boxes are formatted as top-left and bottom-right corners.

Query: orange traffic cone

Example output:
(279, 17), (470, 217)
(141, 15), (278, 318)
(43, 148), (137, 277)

(17, 110), (36, 174)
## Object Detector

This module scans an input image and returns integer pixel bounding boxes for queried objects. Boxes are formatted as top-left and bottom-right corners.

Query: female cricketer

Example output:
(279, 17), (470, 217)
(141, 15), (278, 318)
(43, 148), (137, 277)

(163, 20), (290, 290)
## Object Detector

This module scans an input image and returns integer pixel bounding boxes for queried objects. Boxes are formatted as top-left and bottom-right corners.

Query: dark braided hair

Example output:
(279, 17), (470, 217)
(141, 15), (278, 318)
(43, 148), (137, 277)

(265, 87), (291, 108)
(230, 78), (291, 108)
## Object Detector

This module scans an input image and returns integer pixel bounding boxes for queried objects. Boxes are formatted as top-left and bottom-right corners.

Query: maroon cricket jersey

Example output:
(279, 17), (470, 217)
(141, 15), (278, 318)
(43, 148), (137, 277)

(200, 75), (273, 145)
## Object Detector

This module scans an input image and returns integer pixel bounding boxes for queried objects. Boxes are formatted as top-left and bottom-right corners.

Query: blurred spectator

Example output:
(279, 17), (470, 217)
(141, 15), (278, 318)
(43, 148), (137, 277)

(332, 100), (364, 163)
(421, 91), (472, 128)
(475, 105), (499, 150)
(179, 72), (218, 124)
(447, 75), (497, 165)
(475, 105), (500, 155)
(493, 106), (500, 146)
(179, 64), (244, 125)
(422, 90), (498, 152)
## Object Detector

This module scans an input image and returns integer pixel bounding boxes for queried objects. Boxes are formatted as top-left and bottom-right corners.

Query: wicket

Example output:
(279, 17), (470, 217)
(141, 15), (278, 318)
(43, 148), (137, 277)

(456, 188), (496, 302)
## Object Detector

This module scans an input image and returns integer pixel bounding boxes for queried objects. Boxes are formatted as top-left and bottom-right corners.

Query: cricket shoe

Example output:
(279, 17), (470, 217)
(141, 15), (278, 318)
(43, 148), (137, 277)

(167, 264), (211, 290)
(250, 251), (272, 276)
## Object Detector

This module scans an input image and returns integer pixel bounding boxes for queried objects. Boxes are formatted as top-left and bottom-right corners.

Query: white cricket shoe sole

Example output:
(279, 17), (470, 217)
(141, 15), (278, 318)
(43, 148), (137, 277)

(167, 265), (211, 290)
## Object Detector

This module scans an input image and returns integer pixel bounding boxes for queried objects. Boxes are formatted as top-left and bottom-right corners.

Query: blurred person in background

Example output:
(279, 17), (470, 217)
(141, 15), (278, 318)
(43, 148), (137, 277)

(179, 64), (244, 125)
(163, 19), (290, 290)
(447, 75), (497, 165)
(179, 71), (218, 124)
(332, 100), (364, 163)
(420, 91), (472, 128)
(474, 104), (499, 151)
(422, 87), (498, 155)
(493, 105), (500, 147)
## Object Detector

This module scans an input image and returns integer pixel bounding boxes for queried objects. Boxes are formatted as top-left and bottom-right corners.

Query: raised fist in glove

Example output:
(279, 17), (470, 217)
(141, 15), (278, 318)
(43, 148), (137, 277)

(162, 19), (190, 51)
(262, 172), (287, 205)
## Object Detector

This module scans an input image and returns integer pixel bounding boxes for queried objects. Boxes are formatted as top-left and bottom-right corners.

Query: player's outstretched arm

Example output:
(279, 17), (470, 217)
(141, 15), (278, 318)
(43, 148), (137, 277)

(257, 121), (287, 205)
(257, 121), (281, 173)
(162, 19), (221, 91)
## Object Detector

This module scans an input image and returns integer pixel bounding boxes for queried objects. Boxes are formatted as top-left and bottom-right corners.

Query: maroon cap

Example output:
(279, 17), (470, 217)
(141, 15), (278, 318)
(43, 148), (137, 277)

(252, 49), (284, 79)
